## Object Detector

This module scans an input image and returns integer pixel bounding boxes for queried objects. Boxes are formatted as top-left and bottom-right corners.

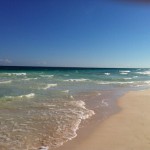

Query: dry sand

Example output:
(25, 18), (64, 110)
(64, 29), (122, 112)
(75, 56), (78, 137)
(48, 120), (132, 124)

(58, 90), (150, 150)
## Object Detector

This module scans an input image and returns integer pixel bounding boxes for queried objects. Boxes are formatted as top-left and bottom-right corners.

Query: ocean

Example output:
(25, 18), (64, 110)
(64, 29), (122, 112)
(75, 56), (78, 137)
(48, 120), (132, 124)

(0, 66), (150, 150)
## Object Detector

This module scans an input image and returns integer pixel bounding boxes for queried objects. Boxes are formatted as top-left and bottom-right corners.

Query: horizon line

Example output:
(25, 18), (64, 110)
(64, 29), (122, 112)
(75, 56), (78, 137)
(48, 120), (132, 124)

(0, 65), (149, 69)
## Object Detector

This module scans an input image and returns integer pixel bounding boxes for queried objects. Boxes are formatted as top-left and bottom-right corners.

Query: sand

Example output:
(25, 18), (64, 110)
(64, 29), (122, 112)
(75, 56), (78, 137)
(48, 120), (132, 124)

(58, 90), (150, 150)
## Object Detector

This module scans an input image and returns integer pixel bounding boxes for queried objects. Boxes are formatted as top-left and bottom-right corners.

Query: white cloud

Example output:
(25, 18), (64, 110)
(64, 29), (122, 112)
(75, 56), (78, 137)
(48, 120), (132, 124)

(0, 59), (12, 64)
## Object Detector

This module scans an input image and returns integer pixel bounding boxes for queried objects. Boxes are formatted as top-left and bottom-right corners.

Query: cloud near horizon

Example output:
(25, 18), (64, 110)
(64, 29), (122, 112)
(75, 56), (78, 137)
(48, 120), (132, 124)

(0, 59), (12, 65)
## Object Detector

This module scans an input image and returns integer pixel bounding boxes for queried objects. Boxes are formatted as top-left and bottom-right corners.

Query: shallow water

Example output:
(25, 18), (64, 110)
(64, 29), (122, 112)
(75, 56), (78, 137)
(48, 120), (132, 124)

(0, 67), (150, 149)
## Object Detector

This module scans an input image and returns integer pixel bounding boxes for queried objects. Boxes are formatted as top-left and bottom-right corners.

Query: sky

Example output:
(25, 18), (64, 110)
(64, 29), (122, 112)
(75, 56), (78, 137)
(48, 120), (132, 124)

(0, 0), (150, 68)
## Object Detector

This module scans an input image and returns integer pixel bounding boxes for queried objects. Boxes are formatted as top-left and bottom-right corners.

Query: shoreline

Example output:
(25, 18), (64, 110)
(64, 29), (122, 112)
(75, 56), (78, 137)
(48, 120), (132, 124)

(56, 89), (150, 150)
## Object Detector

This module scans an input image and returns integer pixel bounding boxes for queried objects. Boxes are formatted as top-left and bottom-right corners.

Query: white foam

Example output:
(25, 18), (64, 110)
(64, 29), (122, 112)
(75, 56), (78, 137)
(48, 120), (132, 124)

(104, 73), (110, 75)
(124, 78), (132, 80)
(66, 100), (95, 141)
(62, 90), (69, 93)
(136, 71), (150, 75)
(0, 80), (12, 84)
(97, 81), (134, 85)
(101, 99), (109, 107)
(70, 100), (86, 109)
(144, 81), (150, 84)
(4, 93), (35, 99)
(70, 95), (74, 99)
(120, 72), (128, 75)
(69, 100), (95, 117)
(119, 70), (131, 73)
(97, 92), (101, 96)
(18, 93), (35, 98)
(43, 84), (57, 90)
(21, 78), (37, 81)
(40, 75), (54, 78)
(64, 78), (89, 82)
(3, 72), (27, 76)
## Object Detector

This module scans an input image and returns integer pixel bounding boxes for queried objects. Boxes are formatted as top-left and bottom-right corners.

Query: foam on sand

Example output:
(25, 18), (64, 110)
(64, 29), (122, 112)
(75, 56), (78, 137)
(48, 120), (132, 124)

(67, 90), (150, 150)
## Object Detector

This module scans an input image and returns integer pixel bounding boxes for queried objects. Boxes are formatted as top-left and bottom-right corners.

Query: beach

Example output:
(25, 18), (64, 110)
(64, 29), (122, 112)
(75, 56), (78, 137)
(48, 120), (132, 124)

(58, 89), (150, 150)
(1, 67), (150, 149)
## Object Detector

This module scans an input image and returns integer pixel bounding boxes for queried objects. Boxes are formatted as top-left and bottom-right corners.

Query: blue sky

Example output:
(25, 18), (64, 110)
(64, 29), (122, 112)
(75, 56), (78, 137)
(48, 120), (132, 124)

(0, 0), (150, 67)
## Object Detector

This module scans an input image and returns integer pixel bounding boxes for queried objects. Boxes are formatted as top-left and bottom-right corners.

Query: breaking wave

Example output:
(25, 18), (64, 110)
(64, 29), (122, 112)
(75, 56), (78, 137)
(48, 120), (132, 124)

(42, 84), (57, 90)
(64, 78), (89, 82)
(4, 93), (35, 99)
(136, 71), (150, 75)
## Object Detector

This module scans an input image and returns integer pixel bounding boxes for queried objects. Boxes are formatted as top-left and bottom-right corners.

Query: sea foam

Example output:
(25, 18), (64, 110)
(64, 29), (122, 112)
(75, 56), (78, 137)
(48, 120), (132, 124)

(136, 71), (150, 75)
(0, 80), (12, 84)
(97, 81), (134, 85)
(64, 78), (89, 82)
(4, 73), (27, 76)
(104, 73), (110, 75)
(4, 93), (35, 99)
(18, 93), (35, 98)
(43, 84), (57, 90)
(40, 75), (54, 78)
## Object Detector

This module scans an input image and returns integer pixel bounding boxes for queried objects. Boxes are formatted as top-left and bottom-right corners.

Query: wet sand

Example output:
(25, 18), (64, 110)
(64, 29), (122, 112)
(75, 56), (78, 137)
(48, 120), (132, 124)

(58, 89), (150, 150)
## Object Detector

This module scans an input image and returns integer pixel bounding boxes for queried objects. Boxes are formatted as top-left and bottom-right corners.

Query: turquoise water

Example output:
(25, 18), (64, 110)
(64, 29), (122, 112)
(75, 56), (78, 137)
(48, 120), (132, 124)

(0, 67), (150, 149)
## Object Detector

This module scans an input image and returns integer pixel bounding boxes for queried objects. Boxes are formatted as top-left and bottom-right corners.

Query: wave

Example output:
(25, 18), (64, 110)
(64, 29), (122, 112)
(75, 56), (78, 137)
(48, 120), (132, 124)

(0, 80), (12, 84)
(104, 73), (110, 75)
(119, 70), (131, 73)
(123, 78), (132, 80)
(43, 84), (57, 90)
(67, 100), (95, 140)
(18, 93), (35, 98)
(64, 78), (89, 82)
(97, 81), (134, 85)
(21, 78), (37, 81)
(119, 70), (131, 75)
(62, 90), (69, 93)
(4, 73), (27, 76)
(120, 72), (128, 75)
(101, 99), (109, 107)
(136, 71), (150, 75)
(144, 81), (150, 84)
(4, 93), (35, 99)
(40, 75), (54, 78)
(69, 100), (95, 118)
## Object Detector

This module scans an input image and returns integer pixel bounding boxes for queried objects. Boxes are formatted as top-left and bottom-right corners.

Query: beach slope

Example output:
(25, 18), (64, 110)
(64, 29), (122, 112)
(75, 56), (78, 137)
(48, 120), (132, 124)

(67, 90), (150, 150)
